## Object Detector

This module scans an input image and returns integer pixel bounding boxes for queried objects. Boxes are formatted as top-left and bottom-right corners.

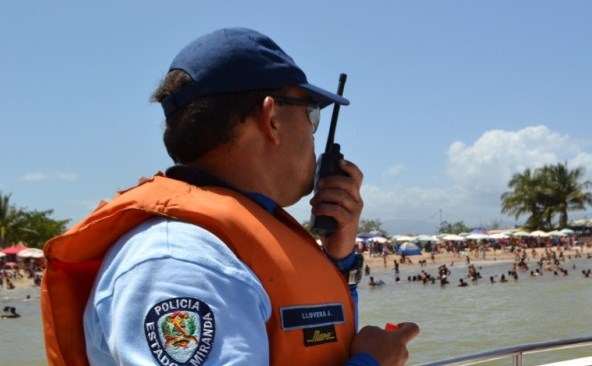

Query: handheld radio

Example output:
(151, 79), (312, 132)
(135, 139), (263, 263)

(310, 73), (348, 236)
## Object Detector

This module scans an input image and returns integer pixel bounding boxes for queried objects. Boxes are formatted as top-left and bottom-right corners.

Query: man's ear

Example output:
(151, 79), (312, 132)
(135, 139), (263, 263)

(259, 96), (281, 145)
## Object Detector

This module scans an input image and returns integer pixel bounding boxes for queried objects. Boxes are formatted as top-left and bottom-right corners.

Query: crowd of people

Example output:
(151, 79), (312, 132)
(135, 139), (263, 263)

(0, 261), (40, 322)
(0, 258), (44, 291)
(362, 237), (592, 289)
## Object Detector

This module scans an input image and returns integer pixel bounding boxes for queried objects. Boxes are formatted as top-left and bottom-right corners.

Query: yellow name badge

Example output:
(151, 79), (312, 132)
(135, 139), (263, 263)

(303, 325), (338, 347)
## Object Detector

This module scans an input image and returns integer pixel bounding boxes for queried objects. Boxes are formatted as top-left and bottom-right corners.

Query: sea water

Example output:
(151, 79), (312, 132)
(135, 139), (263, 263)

(1, 257), (591, 365)
(359, 257), (592, 365)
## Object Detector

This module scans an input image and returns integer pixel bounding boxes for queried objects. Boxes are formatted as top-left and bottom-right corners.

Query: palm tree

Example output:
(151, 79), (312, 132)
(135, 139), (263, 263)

(0, 192), (69, 248)
(539, 163), (592, 228)
(501, 164), (592, 230)
(0, 192), (22, 246)
(501, 168), (547, 230)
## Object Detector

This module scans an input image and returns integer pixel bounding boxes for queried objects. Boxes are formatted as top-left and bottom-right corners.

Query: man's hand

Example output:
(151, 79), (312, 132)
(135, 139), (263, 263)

(351, 323), (420, 366)
(310, 159), (363, 260)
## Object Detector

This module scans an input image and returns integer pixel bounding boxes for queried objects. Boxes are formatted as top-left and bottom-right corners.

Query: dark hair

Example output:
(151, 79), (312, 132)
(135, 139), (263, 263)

(151, 70), (280, 164)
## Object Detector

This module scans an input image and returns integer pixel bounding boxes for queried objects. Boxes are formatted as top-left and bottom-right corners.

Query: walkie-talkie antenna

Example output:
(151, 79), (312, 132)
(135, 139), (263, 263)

(309, 73), (348, 236)
(325, 73), (347, 153)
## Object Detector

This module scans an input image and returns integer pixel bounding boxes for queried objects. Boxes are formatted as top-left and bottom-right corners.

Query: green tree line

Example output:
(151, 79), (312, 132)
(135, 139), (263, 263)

(0, 192), (69, 249)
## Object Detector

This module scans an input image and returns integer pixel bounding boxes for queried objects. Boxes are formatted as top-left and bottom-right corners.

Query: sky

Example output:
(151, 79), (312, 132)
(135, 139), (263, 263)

(1, 1), (591, 235)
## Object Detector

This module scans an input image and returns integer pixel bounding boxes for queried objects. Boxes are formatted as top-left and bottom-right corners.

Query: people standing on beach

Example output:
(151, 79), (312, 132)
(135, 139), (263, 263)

(40, 27), (419, 366)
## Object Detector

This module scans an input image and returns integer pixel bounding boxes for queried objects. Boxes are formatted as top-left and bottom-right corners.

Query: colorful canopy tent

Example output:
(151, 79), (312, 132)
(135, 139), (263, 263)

(0, 243), (28, 255)
(397, 242), (421, 256)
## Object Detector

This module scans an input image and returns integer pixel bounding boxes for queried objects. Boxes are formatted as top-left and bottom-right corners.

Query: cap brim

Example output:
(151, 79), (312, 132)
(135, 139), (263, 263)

(300, 83), (350, 108)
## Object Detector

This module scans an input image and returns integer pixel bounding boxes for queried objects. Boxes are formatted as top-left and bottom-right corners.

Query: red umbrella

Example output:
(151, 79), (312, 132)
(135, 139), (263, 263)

(0, 243), (28, 255)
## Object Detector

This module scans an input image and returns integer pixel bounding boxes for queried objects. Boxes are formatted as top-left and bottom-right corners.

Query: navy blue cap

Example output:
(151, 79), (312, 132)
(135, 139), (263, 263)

(161, 28), (349, 118)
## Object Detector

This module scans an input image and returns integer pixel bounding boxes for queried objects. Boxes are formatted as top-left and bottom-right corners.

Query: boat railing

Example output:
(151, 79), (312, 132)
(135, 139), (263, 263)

(415, 336), (592, 366)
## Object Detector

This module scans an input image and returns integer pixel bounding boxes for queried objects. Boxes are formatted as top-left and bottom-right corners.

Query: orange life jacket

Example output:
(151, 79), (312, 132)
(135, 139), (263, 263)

(42, 174), (355, 365)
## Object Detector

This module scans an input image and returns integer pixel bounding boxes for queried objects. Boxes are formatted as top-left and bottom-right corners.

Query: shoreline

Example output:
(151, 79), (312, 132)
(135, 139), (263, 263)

(3, 246), (589, 291)
(1, 274), (40, 292)
(361, 245), (589, 270)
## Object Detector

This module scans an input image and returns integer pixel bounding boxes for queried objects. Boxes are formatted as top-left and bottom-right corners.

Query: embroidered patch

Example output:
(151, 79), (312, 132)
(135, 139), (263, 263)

(144, 297), (215, 366)
(303, 324), (338, 347)
(280, 303), (345, 330)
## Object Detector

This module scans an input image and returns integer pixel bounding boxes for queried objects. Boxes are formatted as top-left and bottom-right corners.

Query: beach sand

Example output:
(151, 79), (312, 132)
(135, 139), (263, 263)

(362, 245), (589, 270)
(4, 245), (589, 290)
(1, 272), (39, 291)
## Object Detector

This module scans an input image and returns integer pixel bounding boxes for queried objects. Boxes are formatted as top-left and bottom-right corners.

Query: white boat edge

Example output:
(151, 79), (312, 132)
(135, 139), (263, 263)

(538, 356), (592, 366)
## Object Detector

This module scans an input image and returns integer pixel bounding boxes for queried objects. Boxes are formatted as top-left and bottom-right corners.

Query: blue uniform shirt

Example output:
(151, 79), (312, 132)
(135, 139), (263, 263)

(83, 191), (376, 365)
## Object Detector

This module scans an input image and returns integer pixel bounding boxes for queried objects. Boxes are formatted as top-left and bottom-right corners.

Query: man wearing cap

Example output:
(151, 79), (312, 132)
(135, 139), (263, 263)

(41, 28), (418, 366)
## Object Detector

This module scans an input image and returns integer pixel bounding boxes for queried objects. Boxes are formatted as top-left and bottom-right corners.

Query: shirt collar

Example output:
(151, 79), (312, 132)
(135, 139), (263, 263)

(165, 165), (278, 214)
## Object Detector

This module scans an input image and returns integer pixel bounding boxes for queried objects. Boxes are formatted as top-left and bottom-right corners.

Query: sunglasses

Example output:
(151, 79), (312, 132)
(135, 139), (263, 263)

(271, 95), (321, 133)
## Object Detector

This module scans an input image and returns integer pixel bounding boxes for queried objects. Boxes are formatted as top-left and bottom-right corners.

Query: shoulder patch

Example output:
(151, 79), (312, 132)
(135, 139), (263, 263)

(144, 297), (216, 366)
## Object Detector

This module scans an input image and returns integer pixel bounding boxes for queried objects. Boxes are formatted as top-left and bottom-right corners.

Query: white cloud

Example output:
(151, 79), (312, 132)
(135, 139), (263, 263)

(446, 125), (582, 193)
(384, 164), (404, 177)
(288, 125), (592, 234)
(571, 152), (592, 181)
(20, 172), (78, 182)
(55, 173), (78, 181)
(20, 172), (52, 182)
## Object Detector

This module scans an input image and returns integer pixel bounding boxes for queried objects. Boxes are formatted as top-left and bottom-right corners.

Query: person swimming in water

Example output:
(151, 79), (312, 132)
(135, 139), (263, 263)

(1, 306), (20, 319)
(368, 276), (385, 286)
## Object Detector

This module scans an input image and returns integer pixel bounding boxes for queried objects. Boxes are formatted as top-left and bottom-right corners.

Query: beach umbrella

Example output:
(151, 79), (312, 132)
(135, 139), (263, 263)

(415, 235), (439, 242)
(548, 230), (566, 237)
(530, 230), (550, 237)
(442, 234), (466, 241)
(395, 235), (415, 242)
(467, 233), (489, 240)
(17, 248), (44, 259)
(512, 231), (531, 237)
(489, 233), (510, 240)
(560, 228), (575, 235)
(0, 244), (28, 255)
(371, 236), (388, 243)
(397, 242), (421, 256)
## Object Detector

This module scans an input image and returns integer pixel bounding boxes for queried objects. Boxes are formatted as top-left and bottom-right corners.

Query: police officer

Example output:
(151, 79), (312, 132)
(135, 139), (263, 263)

(42, 28), (419, 365)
